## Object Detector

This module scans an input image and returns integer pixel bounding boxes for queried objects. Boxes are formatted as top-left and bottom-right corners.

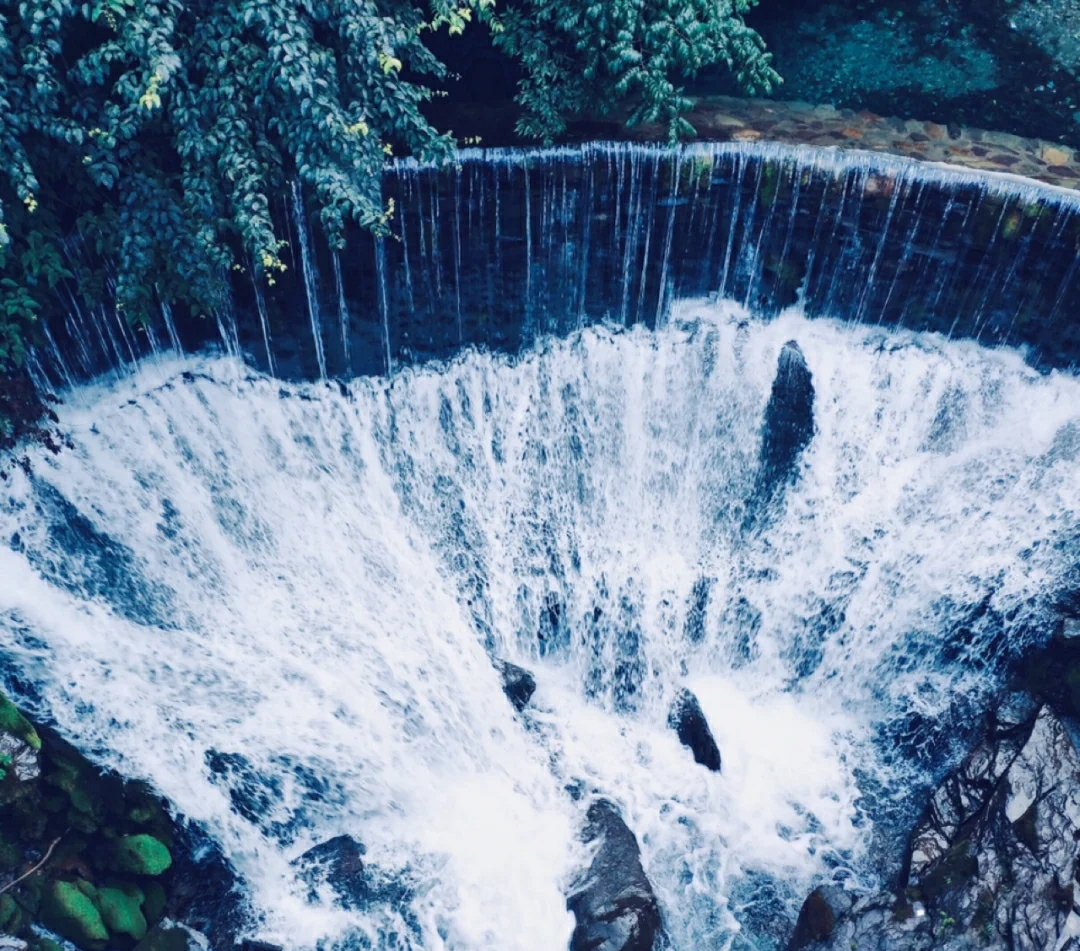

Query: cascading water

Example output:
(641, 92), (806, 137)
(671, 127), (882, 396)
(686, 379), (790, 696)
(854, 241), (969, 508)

(3, 297), (1079, 950)
(5, 142), (1080, 951)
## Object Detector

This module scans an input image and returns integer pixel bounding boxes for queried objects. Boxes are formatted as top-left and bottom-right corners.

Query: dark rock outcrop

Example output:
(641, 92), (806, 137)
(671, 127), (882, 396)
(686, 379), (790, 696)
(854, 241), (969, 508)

(495, 660), (537, 712)
(238, 941), (283, 951)
(787, 886), (853, 950)
(667, 690), (721, 773)
(567, 800), (663, 951)
(756, 341), (815, 500)
(132, 924), (205, 951)
(789, 698), (1080, 950)
(293, 835), (367, 910)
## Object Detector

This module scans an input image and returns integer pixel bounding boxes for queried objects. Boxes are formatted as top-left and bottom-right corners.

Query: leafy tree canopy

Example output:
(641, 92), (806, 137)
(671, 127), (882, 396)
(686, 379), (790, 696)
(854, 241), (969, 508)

(0, 0), (778, 376)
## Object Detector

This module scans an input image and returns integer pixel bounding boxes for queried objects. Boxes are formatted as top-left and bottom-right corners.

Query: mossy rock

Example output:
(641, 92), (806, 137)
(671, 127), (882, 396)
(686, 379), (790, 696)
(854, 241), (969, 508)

(66, 809), (99, 835)
(45, 761), (99, 820)
(28, 937), (64, 951)
(132, 925), (199, 951)
(0, 834), (22, 870)
(13, 871), (45, 915)
(39, 880), (108, 949)
(11, 795), (47, 841)
(919, 840), (978, 901)
(0, 903), (26, 937)
(0, 693), (40, 751)
(41, 794), (67, 814)
(0, 894), (19, 932)
(106, 881), (145, 906)
(95, 887), (148, 941)
(51, 835), (89, 869)
(108, 836), (172, 876)
(140, 881), (166, 926)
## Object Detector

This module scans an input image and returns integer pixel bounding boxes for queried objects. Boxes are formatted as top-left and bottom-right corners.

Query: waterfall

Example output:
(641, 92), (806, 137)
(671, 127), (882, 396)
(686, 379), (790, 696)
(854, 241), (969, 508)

(27, 142), (1080, 389)
(2, 301), (1078, 950)
(291, 179), (328, 381)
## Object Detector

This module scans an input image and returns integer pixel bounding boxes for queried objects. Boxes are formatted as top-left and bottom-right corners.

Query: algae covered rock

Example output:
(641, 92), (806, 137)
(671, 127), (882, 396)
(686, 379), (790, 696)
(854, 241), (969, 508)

(39, 881), (108, 948)
(132, 924), (203, 951)
(0, 694), (40, 753)
(109, 835), (172, 876)
(96, 886), (148, 941)
(0, 690), (41, 792)
(141, 881), (167, 926)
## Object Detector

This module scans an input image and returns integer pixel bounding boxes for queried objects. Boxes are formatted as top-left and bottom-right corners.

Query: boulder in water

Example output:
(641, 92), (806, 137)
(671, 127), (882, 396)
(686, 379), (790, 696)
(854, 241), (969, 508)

(132, 924), (205, 951)
(757, 340), (815, 497)
(293, 835), (367, 909)
(495, 660), (536, 712)
(667, 689), (721, 773)
(567, 799), (663, 951)
(107, 834), (173, 876)
(787, 886), (852, 950)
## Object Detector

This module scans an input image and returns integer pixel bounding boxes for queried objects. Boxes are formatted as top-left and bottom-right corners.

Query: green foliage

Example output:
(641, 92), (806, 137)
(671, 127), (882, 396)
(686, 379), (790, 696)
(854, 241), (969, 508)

(490, 0), (779, 141)
(0, 0), (776, 383)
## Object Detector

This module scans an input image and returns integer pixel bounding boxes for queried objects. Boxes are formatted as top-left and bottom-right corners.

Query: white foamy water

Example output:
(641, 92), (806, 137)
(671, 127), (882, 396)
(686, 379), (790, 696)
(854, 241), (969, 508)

(1, 302), (1078, 950)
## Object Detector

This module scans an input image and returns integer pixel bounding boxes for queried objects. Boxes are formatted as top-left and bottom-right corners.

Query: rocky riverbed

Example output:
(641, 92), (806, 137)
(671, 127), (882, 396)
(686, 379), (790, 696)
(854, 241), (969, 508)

(0, 690), (235, 951)
(786, 613), (1080, 951)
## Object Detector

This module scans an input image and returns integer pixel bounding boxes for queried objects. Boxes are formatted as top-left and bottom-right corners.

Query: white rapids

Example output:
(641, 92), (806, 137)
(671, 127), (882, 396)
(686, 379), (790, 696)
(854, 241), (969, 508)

(1, 300), (1079, 951)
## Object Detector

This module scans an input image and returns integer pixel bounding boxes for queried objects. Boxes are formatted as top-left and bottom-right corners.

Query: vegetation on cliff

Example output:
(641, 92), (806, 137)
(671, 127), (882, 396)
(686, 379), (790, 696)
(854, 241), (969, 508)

(0, 686), (181, 951)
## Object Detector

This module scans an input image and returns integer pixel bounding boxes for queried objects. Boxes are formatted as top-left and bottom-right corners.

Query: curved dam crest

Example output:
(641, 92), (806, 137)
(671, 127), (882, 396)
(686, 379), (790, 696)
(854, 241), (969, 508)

(28, 141), (1080, 389)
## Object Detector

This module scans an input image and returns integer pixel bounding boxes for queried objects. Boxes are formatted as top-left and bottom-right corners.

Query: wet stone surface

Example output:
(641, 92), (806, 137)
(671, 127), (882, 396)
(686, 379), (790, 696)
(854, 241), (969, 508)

(605, 96), (1080, 194)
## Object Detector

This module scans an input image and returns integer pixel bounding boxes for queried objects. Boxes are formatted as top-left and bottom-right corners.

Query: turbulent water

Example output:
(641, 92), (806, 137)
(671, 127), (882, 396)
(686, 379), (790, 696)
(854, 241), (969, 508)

(2, 301), (1079, 951)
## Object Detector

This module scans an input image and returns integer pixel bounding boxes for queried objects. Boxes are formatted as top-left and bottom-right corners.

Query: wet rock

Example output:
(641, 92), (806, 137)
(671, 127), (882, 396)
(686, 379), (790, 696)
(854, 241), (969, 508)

(757, 341), (815, 496)
(97, 886), (148, 941)
(787, 886), (852, 950)
(494, 660), (536, 712)
(133, 924), (205, 951)
(667, 689), (721, 772)
(238, 942), (281, 951)
(107, 834), (173, 876)
(164, 827), (246, 947)
(1016, 629), (1080, 718)
(39, 881), (109, 949)
(795, 700), (1080, 950)
(567, 799), (663, 951)
(293, 835), (367, 910)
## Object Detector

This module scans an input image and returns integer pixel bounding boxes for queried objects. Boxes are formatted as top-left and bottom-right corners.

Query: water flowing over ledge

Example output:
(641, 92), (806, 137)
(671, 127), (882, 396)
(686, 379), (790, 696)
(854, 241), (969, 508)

(4, 303), (1080, 950)
(29, 141), (1080, 389)
(8, 138), (1080, 951)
